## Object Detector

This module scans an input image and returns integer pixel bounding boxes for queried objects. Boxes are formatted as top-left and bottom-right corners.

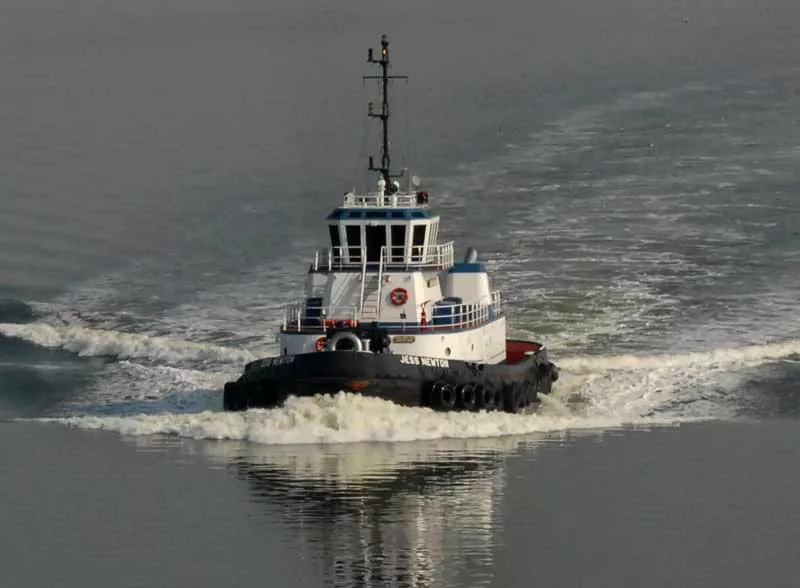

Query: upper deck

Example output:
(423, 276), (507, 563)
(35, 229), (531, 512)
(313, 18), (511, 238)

(319, 179), (441, 274)
(340, 188), (428, 209)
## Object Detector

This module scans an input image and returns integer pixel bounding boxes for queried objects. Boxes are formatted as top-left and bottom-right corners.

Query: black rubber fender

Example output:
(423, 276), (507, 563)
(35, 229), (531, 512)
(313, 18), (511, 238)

(459, 383), (479, 411)
(431, 381), (457, 411)
(473, 383), (490, 410)
(502, 384), (520, 413)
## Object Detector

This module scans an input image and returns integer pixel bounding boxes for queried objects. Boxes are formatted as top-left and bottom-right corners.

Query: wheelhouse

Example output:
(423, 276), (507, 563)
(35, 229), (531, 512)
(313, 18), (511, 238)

(323, 191), (441, 268)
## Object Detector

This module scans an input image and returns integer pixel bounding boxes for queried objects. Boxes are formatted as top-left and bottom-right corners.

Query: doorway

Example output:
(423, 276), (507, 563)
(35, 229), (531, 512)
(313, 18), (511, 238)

(365, 225), (387, 264)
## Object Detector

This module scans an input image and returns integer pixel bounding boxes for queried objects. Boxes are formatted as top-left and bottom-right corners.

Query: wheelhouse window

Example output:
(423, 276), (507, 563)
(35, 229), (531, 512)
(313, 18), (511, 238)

(329, 225), (341, 261)
(412, 224), (426, 262)
(390, 225), (406, 262)
(429, 221), (439, 246)
(345, 224), (362, 262)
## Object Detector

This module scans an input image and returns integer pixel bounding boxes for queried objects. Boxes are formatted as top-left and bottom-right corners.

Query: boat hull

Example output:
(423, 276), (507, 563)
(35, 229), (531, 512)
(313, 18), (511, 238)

(223, 346), (558, 413)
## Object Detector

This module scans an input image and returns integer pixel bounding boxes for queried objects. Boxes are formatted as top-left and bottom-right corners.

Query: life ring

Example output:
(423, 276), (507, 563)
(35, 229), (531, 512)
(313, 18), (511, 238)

(315, 336), (326, 352)
(390, 287), (409, 306)
(326, 331), (363, 352)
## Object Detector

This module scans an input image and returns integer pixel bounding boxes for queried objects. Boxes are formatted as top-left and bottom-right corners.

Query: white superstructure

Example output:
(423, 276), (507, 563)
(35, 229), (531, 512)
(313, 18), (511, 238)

(278, 34), (507, 364)
(279, 177), (507, 364)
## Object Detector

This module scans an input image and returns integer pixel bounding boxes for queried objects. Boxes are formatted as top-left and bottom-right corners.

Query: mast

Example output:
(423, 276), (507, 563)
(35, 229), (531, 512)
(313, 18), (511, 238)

(365, 35), (407, 192)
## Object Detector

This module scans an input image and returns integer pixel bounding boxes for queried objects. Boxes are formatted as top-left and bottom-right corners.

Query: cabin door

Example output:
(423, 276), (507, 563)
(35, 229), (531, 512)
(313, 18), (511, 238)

(365, 225), (387, 265)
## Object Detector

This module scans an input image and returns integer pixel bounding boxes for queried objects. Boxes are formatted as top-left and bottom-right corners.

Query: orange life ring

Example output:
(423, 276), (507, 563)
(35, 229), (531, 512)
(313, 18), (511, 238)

(390, 287), (409, 305)
(315, 336), (326, 352)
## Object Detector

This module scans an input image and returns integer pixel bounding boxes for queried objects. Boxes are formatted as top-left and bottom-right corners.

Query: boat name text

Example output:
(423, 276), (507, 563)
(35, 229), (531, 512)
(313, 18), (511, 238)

(399, 355), (449, 368)
(258, 356), (295, 367)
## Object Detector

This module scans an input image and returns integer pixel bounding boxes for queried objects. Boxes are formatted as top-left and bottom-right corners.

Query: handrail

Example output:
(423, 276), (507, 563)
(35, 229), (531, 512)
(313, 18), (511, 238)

(358, 250), (367, 321)
(380, 242), (454, 268)
(342, 192), (424, 208)
(424, 292), (501, 330)
(283, 302), (361, 332)
(376, 246), (386, 320)
(312, 242), (455, 271)
(281, 291), (502, 333)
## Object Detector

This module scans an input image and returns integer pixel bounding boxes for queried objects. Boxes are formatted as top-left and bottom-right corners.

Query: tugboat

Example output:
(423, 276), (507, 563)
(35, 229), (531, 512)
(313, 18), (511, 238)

(223, 35), (558, 414)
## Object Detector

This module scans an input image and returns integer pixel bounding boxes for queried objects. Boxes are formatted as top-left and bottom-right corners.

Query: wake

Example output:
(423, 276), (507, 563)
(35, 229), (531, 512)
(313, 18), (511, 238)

(7, 318), (798, 445)
(559, 340), (800, 374)
(0, 322), (259, 366)
(41, 391), (663, 445)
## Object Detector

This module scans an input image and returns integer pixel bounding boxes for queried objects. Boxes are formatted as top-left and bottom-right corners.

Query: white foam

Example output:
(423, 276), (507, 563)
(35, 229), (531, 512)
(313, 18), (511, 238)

(559, 340), (800, 374)
(71, 361), (230, 411)
(0, 322), (258, 366)
(34, 255), (306, 351)
(34, 339), (800, 445)
(41, 392), (668, 445)
(554, 340), (800, 419)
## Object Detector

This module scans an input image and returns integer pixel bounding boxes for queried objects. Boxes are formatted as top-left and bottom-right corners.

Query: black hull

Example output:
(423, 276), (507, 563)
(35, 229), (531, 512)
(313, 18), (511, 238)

(223, 349), (558, 414)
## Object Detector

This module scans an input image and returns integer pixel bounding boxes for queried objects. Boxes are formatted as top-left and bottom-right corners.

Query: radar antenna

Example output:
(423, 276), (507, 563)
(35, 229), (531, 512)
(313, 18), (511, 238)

(365, 35), (407, 192)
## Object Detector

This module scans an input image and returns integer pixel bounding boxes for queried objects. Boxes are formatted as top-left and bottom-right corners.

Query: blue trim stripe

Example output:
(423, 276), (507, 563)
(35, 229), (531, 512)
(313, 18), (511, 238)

(448, 262), (486, 273)
(326, 208), (430, 220)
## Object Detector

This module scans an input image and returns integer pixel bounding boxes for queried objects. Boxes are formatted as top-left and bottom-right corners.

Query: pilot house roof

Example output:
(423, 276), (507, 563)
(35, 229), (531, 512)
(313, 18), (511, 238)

(327, 208), (430, 220)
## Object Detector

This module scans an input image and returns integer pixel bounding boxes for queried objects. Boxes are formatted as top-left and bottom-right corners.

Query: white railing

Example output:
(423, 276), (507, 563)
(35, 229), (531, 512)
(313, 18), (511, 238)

(380, 243), (454, 270)
(282, 302), (360, 332)
(313, 246), (366, 271)
(376, 255), (385, 317)
(342, 192), (425, 208)
(492, 289), (502, 313)
(359, 255), (368, 319)
(281, 291), (502, 333)
(423, 290), (502, 331)
(312, 242), (455, 271)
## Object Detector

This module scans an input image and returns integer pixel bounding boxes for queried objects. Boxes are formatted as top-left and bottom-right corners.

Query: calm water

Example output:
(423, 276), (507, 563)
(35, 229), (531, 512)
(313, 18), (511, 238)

(2, 0), (800, 586)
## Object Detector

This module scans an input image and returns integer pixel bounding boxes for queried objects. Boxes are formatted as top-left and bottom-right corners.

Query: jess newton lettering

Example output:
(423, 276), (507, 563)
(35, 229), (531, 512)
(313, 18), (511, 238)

(255, 356), (295, 368)
(399, 355), (450, 368)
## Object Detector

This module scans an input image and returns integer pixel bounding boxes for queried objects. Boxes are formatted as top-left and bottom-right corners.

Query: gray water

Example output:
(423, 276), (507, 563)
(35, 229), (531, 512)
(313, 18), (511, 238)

(2, 0), (800, 586)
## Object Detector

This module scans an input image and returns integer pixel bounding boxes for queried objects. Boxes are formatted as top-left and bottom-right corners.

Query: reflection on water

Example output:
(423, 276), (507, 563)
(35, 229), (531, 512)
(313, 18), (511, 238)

(202, 437), (532, 588)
